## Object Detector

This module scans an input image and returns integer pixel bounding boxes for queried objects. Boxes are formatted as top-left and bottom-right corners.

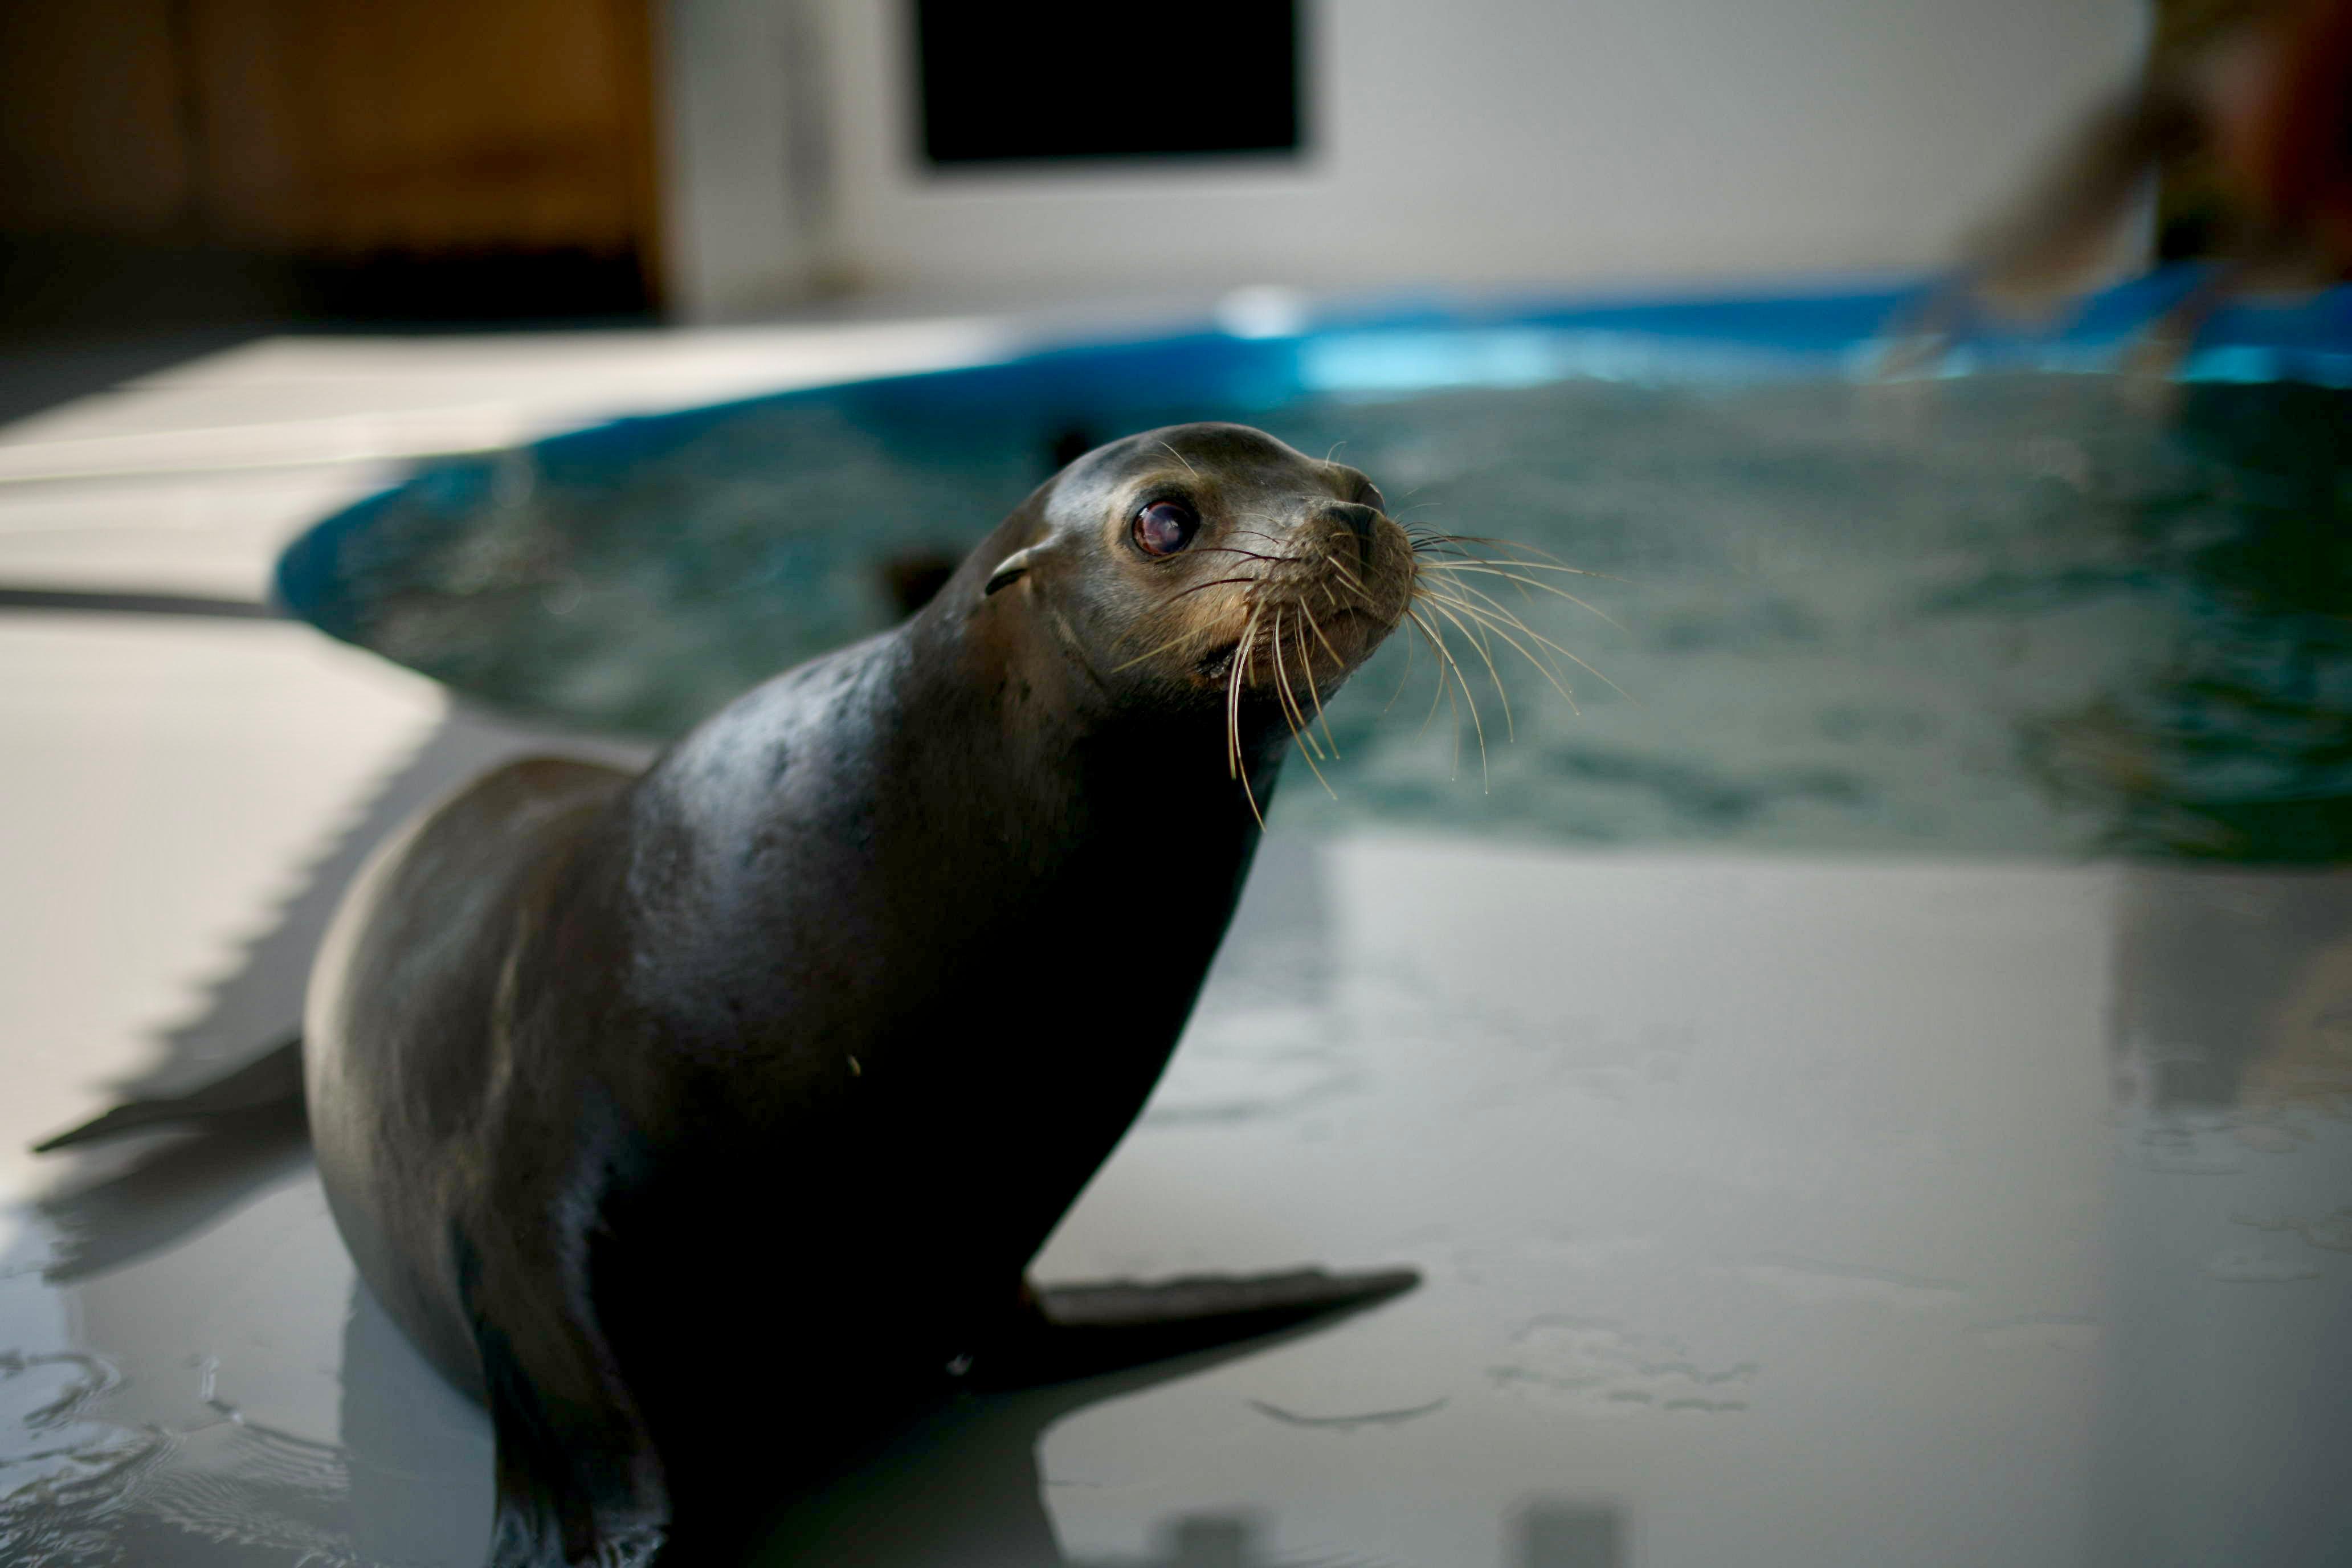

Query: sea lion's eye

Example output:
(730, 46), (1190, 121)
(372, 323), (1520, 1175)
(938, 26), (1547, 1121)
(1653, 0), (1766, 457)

(1132, 500), (1199, 558)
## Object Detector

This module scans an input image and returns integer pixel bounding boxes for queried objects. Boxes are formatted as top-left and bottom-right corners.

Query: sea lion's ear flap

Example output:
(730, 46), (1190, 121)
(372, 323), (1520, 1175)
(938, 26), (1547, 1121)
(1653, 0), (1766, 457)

(985, 541), (1048, 596)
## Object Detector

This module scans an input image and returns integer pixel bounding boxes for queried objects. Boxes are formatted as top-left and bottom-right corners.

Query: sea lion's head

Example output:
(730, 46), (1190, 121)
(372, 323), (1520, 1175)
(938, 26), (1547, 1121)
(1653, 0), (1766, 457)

(971, 424), (1415, 740)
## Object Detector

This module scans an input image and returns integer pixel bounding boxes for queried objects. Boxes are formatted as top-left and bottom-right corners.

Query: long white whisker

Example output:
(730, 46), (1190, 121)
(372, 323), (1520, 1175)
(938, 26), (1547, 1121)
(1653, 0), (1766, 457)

(1426, 579), (1628, 703)
(1408, 604), (1487, 787)
(1272, 611), (1337, 797)
(1423, 597), (1515, 743)
(1419, 587), (1583, 714)
(1296, 612), (1343, 759)
(1419, 577), (1574, 687)
(1412, 562), (1627, 631)
(1404, 607), (1452, 739)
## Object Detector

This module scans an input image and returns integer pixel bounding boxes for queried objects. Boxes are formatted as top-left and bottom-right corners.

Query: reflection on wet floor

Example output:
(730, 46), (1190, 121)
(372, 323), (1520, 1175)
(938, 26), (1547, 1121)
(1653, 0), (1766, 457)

(36, 1109), (310, 1287)
(1066, 1505), (1625, 1568)
(2112, 868), (2352, 1112)
(5, 827), (2351, 1563)
(2096, 864), (2352, 1568)
(1, 1160), (485, 1564)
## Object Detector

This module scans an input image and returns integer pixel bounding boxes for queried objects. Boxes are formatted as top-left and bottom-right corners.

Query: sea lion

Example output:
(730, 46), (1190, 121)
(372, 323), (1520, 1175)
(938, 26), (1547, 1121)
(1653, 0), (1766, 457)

(288, 422), (1421, 1565)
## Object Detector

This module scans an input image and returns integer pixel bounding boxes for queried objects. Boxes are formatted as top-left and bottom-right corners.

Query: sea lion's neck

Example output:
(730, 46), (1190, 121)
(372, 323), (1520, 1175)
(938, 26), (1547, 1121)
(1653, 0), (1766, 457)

(620, 598), (1285, 1059)
(894, 589), (1287, 868)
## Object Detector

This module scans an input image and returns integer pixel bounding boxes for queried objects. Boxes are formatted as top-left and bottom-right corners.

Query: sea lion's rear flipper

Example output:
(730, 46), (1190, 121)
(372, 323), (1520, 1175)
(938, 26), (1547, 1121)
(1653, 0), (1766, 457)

(30, 1036), (305, 1153)
(464, 1261), (671, 1568)
(977, 1265), (1419, 1390)
(479, 1343), (668, 1568)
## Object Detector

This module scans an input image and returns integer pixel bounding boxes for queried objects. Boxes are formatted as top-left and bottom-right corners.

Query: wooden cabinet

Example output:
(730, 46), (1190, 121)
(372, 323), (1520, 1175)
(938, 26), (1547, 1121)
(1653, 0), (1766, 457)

(1, 0), (662, 320)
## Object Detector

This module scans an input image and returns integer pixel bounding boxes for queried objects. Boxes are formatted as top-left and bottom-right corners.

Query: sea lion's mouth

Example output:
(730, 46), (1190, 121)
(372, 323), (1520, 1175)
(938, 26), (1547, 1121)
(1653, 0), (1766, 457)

(1191, 603), (1396, 688)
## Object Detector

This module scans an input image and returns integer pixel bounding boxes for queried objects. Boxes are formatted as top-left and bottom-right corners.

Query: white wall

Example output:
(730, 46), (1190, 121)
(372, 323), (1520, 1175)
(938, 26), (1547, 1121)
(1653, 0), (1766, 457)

(659, 0), (840, 319)
(663, 0), (2149, 317)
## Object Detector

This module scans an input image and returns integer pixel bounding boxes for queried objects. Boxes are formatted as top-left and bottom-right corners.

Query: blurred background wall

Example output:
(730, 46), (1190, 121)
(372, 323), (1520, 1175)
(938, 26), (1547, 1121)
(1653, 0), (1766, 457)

(757, 0), (2150, 313)
(1, 0), (2151, 329)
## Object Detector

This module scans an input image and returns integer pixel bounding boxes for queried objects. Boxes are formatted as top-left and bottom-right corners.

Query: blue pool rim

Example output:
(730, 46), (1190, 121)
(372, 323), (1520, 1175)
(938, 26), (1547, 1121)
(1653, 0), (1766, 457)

(275, 269), (2352, 641)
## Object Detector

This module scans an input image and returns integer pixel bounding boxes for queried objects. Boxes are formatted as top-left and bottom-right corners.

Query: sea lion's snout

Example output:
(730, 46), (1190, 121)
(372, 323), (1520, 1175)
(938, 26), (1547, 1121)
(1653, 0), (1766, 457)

(1304, 492), (1415, 645)
(1322, 501), (1384, 569)
(1189, 482), (1412, 691)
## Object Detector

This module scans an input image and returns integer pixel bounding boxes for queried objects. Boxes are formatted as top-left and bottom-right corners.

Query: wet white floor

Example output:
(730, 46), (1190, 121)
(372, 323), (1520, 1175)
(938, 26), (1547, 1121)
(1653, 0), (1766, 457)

(7, 826), (2351, 1565)
(2, 326), (2348, 1566)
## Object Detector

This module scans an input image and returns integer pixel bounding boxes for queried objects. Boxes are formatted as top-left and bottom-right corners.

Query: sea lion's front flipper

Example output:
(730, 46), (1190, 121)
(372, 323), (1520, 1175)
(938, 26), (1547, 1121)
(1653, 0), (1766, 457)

(976, 1265), (1419, 1390)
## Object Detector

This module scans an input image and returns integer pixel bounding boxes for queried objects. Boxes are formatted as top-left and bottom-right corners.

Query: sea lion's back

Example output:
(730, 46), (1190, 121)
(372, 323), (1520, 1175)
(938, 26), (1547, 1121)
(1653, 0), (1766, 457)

(303, 756), (632, 1390)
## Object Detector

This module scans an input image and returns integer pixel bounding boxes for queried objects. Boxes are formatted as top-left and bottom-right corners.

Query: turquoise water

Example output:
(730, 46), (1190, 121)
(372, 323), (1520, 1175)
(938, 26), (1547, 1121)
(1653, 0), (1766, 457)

(307, 371), (2352, 862)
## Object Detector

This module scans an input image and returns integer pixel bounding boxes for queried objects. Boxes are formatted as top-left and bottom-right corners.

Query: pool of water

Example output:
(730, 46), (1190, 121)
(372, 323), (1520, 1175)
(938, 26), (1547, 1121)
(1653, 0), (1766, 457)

(277, 279), (2352, 863)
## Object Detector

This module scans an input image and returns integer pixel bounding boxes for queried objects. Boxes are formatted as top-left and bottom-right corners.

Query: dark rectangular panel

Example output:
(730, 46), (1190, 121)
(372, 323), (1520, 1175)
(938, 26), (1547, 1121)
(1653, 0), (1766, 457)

(914, 0), (1301, 166)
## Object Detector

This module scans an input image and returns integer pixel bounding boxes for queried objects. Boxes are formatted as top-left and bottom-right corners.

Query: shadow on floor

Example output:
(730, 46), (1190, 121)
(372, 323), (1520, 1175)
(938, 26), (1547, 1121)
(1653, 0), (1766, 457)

(0, 325), (262, 432)
(110, 705), (651, 1112)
